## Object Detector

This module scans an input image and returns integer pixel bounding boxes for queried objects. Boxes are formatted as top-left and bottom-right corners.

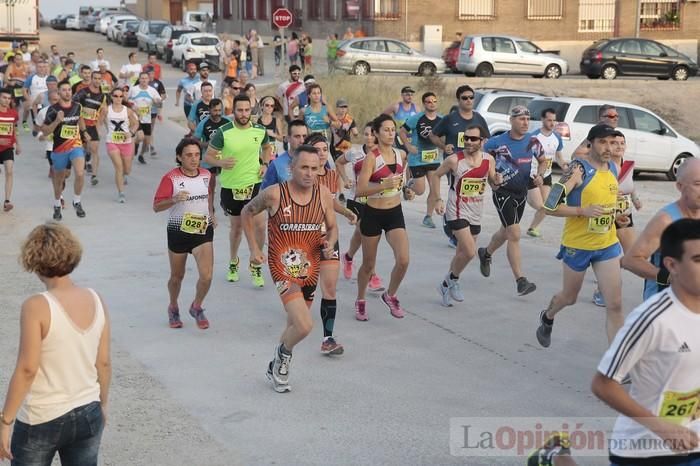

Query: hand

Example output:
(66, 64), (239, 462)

(445, 144), (455, 155)
(173, 191), (190, 203)
(258, 164), (267, 177)
(55, 110), (65, 124)
(14, 146), (21, 156)
(583, 204), (607, 218)
(250, 248), (266, 265)
(615, 215), (631, 228)
(435, 200), (445, 216)
(345, 210), (357, 225)
(532, 175), (543, 187)
(0, 423), (12, 461)
(209, 214), (218, 229)
(322, 240), (335, 258)
(343, 179), (353, 189)
(219, 156), (236, 170)
(404, 187), (416, 201)
(651, 420), (699, 453)
(493, 173), (504, 186)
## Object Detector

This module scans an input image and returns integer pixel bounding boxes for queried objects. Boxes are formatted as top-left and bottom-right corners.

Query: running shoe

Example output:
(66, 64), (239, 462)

(188, 304), (209, 329)
(368, 274), (385, 292)
(536, 310), (553, 348)
(266, 360), (291, 393)
(355, 299), (368, 321)
(249, 263), (265, 287)
(227, 258), (240, 282)
(526, 228), (541, 238)
(91, 176), (98, 186)
(86, 163), (93, 174)
(3, 200), (12, 212)
(381, 292), (405, 319)
(593, 289), (606, 307)
(422, 215), (436, 229)
(22, 121), (29, 132)
(447, 276), (465, 302)
(438, 280), (453, 307)
(53, 206), (62, 221)
(73, 202), (86, 218)
(516, 277), (536, 296)
(168, 305), (183, 329)
(320, 336), (344, 355)
(477, 247), (491, 277)
(150, 147), (157, 157)
(118, 193), (126, 204)
(341, 252), (353, 280)
(272, 344), (292, 385)
(448, 236), (458, 249)
(138, 155), (147, 165)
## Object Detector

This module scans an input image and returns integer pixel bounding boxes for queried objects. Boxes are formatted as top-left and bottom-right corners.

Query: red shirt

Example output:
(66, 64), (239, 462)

(0, 108), (19, 151)
(149, 63), (162, 80)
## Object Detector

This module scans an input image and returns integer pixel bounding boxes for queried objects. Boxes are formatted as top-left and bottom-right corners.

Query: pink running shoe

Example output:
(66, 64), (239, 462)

(355, 299), (368, 321)
(381, 292), (405, 318)
(341, 252), (353, 280)
(368, 274), (385, 292)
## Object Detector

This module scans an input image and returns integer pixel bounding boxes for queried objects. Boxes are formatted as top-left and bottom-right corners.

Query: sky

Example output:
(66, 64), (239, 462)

(41, 0), (123, 20)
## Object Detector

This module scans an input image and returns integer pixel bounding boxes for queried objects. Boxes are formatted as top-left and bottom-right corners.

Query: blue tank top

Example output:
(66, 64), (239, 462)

(643, 202), (684, 300)
(394, 102), (417, 126)
(304, 105), (330, 134)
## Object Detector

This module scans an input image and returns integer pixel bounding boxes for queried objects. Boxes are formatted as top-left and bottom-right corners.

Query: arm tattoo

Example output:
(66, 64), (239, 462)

(243, 189), (270, 216)
(558, 160), (584, 184)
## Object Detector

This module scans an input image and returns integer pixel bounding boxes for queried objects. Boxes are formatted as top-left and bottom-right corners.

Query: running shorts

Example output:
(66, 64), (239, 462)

(360, 203), (405, 237)
(106, 143), (135, 158)
(0, 148), (14, 163)
(409, 163), (439, 179)
(167, 225), (214, 254)
(50, 148), (85, 171)
(139, 123), (152, 136)
(84, 125), (99, 142)
(556, 242), (622, 272)
(492, 190), (527, 228)
(446, 219), (481, 236)
(220, 183), (261, 216)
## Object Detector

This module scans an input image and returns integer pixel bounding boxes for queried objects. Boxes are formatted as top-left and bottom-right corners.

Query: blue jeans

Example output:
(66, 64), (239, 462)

(11, 401), (104, 466)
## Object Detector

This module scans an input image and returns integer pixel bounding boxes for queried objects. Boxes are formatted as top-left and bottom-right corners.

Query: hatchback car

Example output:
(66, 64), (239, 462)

(527, 96), (697, 179)
(155, 25), (197, 63)
(335, 37), (446, 76)
(107, 15), (139, 41)
(457, 35), (569, 78)
(442, 41), (461, 73)
(580, 38), (698, 81)
(171, 33), (220, 70)
(66, 15), (81, 31)
(472, 88), (544, 135)
(137, 20), (170, 53)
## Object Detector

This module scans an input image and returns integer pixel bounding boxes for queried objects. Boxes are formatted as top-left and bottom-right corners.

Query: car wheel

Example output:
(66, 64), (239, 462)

(544, 64), (562, 79)
(672, 66), (689, 81)
(418, 62), (437, 76)
(352, 61), (370, 76)
(601, 64), (618, 80)
(475, 63), (493, 77)
(667, 154), (692, 181)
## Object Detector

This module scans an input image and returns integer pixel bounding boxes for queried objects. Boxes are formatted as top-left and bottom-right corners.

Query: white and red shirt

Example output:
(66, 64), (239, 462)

(446, 152), (491, 225)
(276, 79), (304, 117)
(0, 108), (19, 151)
(154, 168), (211, 233)
(368, 147), (404, 199)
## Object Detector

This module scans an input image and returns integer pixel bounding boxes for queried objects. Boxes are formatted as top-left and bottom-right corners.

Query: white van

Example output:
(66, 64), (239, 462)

(184, 11), (213, 32)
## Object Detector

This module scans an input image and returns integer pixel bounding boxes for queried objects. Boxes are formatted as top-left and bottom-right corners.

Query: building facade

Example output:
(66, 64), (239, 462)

(129, 0), (213, 24)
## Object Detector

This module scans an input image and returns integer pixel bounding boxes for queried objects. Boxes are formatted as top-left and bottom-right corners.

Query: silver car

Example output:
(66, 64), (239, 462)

(335, 37), (446, 76)
(457, 35), (569, 78)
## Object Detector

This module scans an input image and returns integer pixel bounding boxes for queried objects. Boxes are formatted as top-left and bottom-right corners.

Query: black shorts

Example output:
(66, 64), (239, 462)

(446, 219), (481, 236)
(527, 174), (553, 190)
(220, 183), (261, 216)
(139, 123), (152, 136)
(0, 148), (14, 163)
(616, 212), (634, 229)
(360, 203), (405, 237)
(207, 166), (221, 175)
(167, 226), (214, 254)
(346, 198), (365, 220)
(493, 190), (527, 227)
(409, 164), (439, 179)
(83, 125), (99, 142)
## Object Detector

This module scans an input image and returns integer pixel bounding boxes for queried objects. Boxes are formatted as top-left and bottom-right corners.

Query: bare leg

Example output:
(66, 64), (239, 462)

(346, 224), (362, 258)
(450, 229), (477, 275)
(167, 251), (187, 308)
(191, 242), (214, 307)
(89, 140), (100, 177)
(229, 216), (243, 262)
(543, 264), (586, 320)
(280, 292), (313, 350)
(3, 160), (13, 202)
(528, 185), (550, 231)
(384, 228), (410, 296)
(426, 172), (441, 217)
(71, 157), (86, 197)
(592, 257), (624, 344)
(357, 234), (381, 300)
(107, 150), (124, 193)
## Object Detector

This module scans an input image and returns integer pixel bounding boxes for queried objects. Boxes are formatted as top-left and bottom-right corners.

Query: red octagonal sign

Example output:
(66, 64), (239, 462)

(273, 8), (294, 29)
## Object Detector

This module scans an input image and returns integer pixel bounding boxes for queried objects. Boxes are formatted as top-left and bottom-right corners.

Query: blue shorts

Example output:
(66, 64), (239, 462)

(557, 242), (622, 272)
(50, 148), (85, 171)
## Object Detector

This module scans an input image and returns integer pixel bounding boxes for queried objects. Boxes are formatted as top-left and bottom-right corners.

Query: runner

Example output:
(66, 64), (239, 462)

(621, 158), (700, 300)
(383, 86), (420, 152)
(35, 90), (63, 181)
(287, 75), (320, 122)
(22, 60), (49, 133)
(175, 62), (199, 120)
(335, 122), (385, 292)
(189, 63), (217, 102)
(330, 98), (358, 162)
(400, 92), (443, 228)
(592, 218), (700, 465)
(204, 95), (273, 286)
(240, 144), (338, 392)
(276, 65), (304, 122)
(300, 83), (337, 142)
(73, 71), (109, 186)
(535, 124), (624, 348)
(258, 96), (284, 157)
(146, 53), (162, 80)
(187, 81), (214, 133)
(354, 114), (414, 321)
(127, 72), (162, 165)
(119, 52), (142, 87)
(525, 108), (565, 238)
(97, 62), (118, 94)
(30, 75), (58, 128)
(100, 87), (140, 203)
(146, 65), (166, 157)
(0, 88), (20, 211)
(5, 54), (29, 130)
(90, 48), (111, 71)
(262, 120), (308, 189)
(153, 137), (216, 330)
(40, 80), (88, 221)
(194, 98), (230, 207)
(432, 125), (501, 307)
(573, 104), (619, 158)
(70, 65), (91, 96)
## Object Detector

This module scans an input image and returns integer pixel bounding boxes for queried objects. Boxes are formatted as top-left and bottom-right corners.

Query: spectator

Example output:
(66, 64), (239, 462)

(256, 32), (265, 77)
(204, 13), (213, 33)
(273, 34), (282, 68)
(302, 36), (313, 74)
(287, 32), (299, 65)
(343, 27), (354, 40)
(326, 33), (339, 74)
(248, 30), (259, 79)
(244, 83), (260, 115)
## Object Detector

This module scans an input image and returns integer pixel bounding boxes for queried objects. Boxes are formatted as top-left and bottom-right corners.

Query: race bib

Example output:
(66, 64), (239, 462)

(180, 212), (208, 235)
(233, 185), (254, 201)
(616, 194), (632, 216)
(587, 213), (614, 234)
(101, 83), (112, 94)
(60, 124), (79, 140)
(110, 131), (127, 143)
(460, 177), (486, 198)
(457, 132), (465, 148)
(421, 149), (438, 163)
(545, 159), (553, 171)
(0, 122), (13, 136)
(81, 107), (98, 120)
(13, 88), (23, 98)
(137, 106), (150, 117)
(659, 389), (699, 426)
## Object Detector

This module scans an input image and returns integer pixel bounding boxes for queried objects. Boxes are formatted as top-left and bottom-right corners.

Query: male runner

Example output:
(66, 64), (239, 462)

(146, 65), (166, 157)
(73, 71), (108, 186)
(187, 81), (214, 133)
(204, 95), (273, 286)
(432, 126), (501, 307)
(70, 65), (92, 96)
(119, 52), (142, 86)
(30, 75), (58, 125)
(592, 218), (700, 465)
(400, 91), (443, 228)
(175, 62), (199, 120)
(535, 124), (624, 348)
(241, 144), (338, 392)
(194, 98), (230, 205)
(22, 60), (49, 132)
(621, 158), (700, 300)
(276, 65), (304, 122)
(189, 63), (217, 102)
(0, 88), (21, 211)
(90, 48), (111, 71)
(128, 72), (162, 165)
(478, 106), (546, 296)
(383, 86), (420, 152)
(41, 81), (88, 221)
(261, 119), (309, 188)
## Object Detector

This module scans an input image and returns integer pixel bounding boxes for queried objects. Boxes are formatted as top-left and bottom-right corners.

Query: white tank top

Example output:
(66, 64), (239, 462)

(106, 105), (132, 144)
(18, 289), (105, 425)
(445, 152), (490, 225)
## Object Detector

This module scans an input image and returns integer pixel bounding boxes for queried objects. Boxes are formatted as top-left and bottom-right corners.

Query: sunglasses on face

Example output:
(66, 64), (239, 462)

(464, 136), (482, 142)
(232, 87), (242, 90)
(460, 95), (475, 101)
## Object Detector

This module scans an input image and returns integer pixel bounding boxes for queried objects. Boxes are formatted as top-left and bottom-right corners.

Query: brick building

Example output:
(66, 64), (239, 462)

(129, 0), (213, 24)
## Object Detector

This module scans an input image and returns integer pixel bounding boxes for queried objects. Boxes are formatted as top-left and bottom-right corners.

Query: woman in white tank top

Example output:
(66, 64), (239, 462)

(101, 88), (140, 203)
(0, 223), (111, 465)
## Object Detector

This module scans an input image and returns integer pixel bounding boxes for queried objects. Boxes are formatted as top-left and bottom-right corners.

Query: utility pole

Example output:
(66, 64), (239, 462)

(634, 0), (641, 38)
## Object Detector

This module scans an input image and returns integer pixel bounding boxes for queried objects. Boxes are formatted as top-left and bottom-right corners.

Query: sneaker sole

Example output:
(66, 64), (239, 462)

(266, 370), (291, 393)
(518, 284), (537, 296)
(169, 322), (183, 329)
(322, 345), (345, 356)
(437, 285), (453, 307)
(367, 286), (385, 293)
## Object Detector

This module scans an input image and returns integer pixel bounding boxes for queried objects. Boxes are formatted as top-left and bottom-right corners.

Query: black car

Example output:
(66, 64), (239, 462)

(580, 38), (698, 81)
(120, 21), (140, 47)
(50, 15), (69, 30)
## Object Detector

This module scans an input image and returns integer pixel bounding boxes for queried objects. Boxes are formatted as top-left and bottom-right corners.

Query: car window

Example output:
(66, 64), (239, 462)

(363, 40), (386, 52)
(640, 40), (664, 56)
(511, 96), (534, 109)
(481, 37), (496, 52)
(487, 97), (512, 114)
(517, 41), (540, 54)
(661, 44), (679, 57)
(631, 109), (663, 134)
(151, 23), (167, 35)
(574, 106), (598, 124)
(621, 40), (642, 55)
(350, 41), (364, 50)
(473, 92), (484, 108)
(495, 38), (516, 54)
(461, 37), (472, 51)
(386, 41), (410, 54)
(190, 14), (203, 22)
(528, 100), (570, 122)
(605, 41), (622, 53)
(191, 37), (218, 46)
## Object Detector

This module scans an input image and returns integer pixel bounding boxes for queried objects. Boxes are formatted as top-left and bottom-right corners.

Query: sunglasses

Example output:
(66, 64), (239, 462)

(464, 136), (482, 142)
(232, 87), (242, 90)
(460, 95), (475, 101)
(604, 113), (619, 119)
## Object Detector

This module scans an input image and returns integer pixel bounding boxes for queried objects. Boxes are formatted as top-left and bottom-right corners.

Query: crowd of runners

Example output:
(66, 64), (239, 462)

(1, 41), (699, 465)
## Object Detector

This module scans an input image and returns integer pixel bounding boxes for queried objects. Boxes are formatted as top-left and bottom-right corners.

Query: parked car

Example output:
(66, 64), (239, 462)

(118, 21), (140, 47)
(137, 20), (169, 53)
(171, 33), (220, 70)
(66, 15), (81, 31)
(527, 96), (698, 180)
(184, 11), (211, 31)
(442, 41), (461, 73)
(472, 88), (544, 135)
(50, 15), (69, 30)
(335, 37), (446, 76)
(99, 13), (126, 35)
(457, 34), (569, 78)
(107, 15), (139, 41)
(580, 38), (699, 81)
(155, 25), (197, 63)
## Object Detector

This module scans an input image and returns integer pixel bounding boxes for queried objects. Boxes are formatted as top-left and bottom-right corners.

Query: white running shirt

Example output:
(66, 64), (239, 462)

(530, 129), (563, 178)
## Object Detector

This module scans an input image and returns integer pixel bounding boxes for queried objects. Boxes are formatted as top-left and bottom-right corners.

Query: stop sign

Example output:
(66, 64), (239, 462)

(273, 8), (294, 29)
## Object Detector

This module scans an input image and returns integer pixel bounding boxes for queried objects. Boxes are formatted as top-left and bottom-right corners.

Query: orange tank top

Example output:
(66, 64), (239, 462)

(317, 167), (339, 198)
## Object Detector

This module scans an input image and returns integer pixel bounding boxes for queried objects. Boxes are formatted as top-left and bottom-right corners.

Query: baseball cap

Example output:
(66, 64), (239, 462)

(587, 124), (618, 141)
(401, 86), (415, 94)
(336, 98), (348, 108)
(199, 62), (209, 70)
(510, 105), (530, 118)
(46, 75), (58, 83)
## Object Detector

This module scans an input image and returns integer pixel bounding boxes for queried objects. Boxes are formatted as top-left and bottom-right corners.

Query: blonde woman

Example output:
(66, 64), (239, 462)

(0, 223), (111, 464)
